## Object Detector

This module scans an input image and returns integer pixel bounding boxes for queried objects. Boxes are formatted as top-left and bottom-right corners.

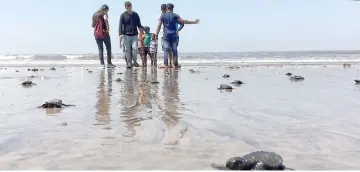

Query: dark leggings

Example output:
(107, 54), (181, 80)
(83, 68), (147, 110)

(95, 34), (112, 65)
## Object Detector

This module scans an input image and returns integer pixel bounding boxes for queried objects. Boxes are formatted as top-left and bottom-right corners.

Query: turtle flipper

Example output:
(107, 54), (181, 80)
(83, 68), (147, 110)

(284, 166), (295, 171)
(210, 163), (229, 170)
(253, 162), (266, 170)
(62, 103), (75, 107)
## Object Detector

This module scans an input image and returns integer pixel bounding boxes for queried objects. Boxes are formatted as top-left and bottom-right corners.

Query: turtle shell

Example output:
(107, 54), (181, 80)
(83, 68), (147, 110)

(242, 151), (283, 169)
(45, 99), (63, 107)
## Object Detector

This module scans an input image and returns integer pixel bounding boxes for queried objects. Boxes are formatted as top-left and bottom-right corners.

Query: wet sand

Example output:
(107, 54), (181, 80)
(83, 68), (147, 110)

(0, 65), (360, 170)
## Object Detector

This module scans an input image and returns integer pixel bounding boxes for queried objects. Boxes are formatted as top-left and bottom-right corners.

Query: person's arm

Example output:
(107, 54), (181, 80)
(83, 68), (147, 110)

(177, 22), (184, 32)
(119, 35), (123, 48)
(104, 14), (110, 31)
(155, 15), (163, 38)
(177, 16), (200, 25)
(119, 13), (124, 36)
(136, 12), (144, 34)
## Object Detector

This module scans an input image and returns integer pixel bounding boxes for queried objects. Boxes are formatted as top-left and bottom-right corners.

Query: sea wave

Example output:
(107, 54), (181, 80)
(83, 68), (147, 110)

(1, 51), (360, 66)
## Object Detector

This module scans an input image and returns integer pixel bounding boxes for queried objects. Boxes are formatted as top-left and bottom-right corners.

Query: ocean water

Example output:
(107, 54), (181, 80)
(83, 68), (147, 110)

(1, 50), (360, 66)
(0, 51), (360, 170)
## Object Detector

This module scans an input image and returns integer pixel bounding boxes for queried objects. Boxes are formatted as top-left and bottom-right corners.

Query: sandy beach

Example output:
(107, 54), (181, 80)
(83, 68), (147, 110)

(0, 64), (360, 170)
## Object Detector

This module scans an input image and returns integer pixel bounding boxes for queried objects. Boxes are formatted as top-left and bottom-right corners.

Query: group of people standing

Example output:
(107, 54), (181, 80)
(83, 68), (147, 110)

(92, 1), (200, 69)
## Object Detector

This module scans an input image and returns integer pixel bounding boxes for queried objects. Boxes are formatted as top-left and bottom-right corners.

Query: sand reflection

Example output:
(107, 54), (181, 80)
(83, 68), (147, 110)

(120, 68), (142, 140)
(160, 68), (187, 145)
(94, 69), (113, 125)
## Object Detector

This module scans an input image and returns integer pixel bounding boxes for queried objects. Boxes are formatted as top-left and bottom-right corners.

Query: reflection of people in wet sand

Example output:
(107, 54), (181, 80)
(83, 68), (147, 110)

(139, 68), (147, 105)
(150, 67), (159, 100)
(120, 68), (142, 140)
(95, 69), (113, 124)
(160, 68), (186, 145)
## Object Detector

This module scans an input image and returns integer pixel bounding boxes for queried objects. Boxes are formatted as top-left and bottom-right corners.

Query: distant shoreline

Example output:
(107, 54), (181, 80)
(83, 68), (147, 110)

(2, 49), (360, 56)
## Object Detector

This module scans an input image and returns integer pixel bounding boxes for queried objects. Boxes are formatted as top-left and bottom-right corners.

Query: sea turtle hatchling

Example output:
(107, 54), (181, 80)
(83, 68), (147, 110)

(37, 99), (75, 108)
(290, 75), (305, 81)
(231, 80), (244, 85)
(223, 74), (230, 78)
(218, 84), (233, 90)
(21, 81), (36, 87)
(212, 151), (294, 170)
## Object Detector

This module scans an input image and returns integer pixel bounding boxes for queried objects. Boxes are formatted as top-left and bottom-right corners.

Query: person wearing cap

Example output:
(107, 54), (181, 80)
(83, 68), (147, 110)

(92, 4), (116, 68)
(119, 1), (144, 68)
(155, 3), (199, 68)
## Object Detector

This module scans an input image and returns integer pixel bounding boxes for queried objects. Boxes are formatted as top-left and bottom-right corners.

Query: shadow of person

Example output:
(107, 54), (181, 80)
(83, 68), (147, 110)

(94, 69), (113, 125)
(159, 68), (187, 146)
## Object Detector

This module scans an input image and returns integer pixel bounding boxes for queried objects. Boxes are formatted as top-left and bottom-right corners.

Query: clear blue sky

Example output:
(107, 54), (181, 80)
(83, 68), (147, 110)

(1, 0), (360, 54)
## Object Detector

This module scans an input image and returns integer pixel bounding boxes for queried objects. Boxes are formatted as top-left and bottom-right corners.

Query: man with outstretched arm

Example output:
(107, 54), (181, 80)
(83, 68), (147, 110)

(155, 3), (199, 68)
(119, 1), (144, 68)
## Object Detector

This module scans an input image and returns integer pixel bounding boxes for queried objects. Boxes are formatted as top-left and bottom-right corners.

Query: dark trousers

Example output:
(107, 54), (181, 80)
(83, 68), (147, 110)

(95, 34), (112, 65)
(163, 34), (179, 66)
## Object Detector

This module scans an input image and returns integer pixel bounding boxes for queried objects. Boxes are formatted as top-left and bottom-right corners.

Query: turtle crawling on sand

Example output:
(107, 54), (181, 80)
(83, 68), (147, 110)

(150, 81), (160, 84)
(355, 79), (360, 85)
(218, 84), (233, 90)
(343, 63), (351, 68)
(21, 81), (36, 87)
(223, 74), (230, 78)
(37, 99), (75, 108)
(290, 75), (304, 81)
(212, 151), (294, 171)
(285, 73), (292, 76)
(50, 67), (56, 70)
(231, 80), (244, 85)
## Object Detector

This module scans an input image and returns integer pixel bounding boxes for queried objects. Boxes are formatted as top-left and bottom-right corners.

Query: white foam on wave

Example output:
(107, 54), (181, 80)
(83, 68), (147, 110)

(0, 58), (360, 67)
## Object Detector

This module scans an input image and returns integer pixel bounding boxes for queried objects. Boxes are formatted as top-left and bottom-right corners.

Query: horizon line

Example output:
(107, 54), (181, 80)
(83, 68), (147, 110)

(2, 49), (360, 55)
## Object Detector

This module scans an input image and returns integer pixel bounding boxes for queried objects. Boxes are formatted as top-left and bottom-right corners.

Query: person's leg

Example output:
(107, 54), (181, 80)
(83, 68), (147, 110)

(123, 45), (128, 66)
(161, 37), (165, 52)
(144, 48), (149, 67)
(103, 35), (115, 67)
(162, 36), (171, 67)
(131, 36), (140, 67)
(95, 37), (105, 65)
(175, 36), (180, 66)
(154, 52), (158, 67)
(139, 47), (145, 66)
(171, 35), (180, 67)
(149, 52), (153, 66)
(123, 35), (132, 68)
(169, 50), (173, 67)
